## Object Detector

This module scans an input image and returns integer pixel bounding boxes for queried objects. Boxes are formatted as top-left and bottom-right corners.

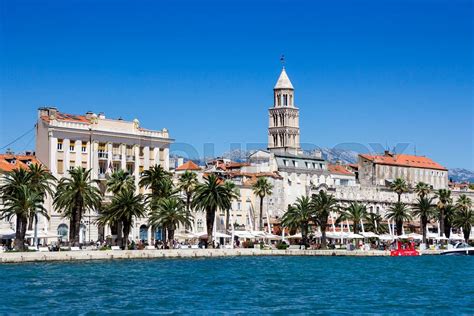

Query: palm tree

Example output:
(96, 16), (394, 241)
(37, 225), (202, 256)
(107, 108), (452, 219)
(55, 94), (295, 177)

(281, 196), (313, 246)
(139, 165), (172, 199)
(252, 177), (273, 231)
(192, 174), (231, 247)
(385, 202), (412, 236)
(107, 170), (135, 194)
(414, 182), (431, 199)
(223, 180), (240, 232)
(177, 171), (198, 215)
(311, 190), (340, 249)
(106, 170), (135, 246)
(149, 197), (193, 246)
(390, 177), (408, 202)
(443, 203), (457, 239)
(54, 167), (102, 246)
(435, 189), (452, 237)
(453, 207), (473, 243)
(364, 213), (388, 235)
(338, 202), (367, 234)
(412, 196), (436, 244)
(456, 194), (472, 213)
(25, 164), (56, 230)
(97, 189), (145, 249)
(1, 185), (48, 250)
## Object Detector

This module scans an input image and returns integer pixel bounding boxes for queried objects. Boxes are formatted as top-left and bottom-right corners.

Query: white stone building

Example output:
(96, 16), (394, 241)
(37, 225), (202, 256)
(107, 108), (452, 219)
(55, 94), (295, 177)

(35, 107), (173, 244)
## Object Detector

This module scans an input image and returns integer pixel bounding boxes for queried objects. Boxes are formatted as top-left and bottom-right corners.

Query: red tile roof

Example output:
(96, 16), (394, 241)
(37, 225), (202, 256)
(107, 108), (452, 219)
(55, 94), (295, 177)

(0, 154), (41, 172)
(175, 160), (201, 171)
(41, 112), (90, 124)
(359, 153), (447, 171)
(328, 164), (355, 176)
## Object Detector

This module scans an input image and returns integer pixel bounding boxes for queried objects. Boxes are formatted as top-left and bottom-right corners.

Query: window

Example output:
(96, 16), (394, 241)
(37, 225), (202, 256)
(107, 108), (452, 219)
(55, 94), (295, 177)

(139, 147), (144, 157)
(82, 161), (87, 169)
(69, 161), (75, 170)
(197, 219), (203, 232)
(69, 143), (75, 152)
(57, 224), (68, 241)
(139, 225), (148, 242)
(112, 144), (120, 155)
(57, 160), (64, 174)
(284, 160), (288, 166)
(81, 142), (87, 153)
(57, 139), (63, 151)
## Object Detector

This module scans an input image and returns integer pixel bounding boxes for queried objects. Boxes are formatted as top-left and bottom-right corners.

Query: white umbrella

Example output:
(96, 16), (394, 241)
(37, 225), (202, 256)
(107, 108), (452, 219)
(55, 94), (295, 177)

(346, 233), (364, 239)
(361, 232), (379, 238)
(311, 231), (322, 238)
(250, 231), (267, 237)
(427, 233), (439, 239)
(0, 227), (16, 239)
(25, 230), (59, 239)
(407, 233), (423, 240)
(197, 232), (231, 239)
(264, 233), (282, 240)
(435, 236), (448, 241)
(326, 231), (348, 239)
(396, 234), (409, 239)
(378, 234), (396, 241)
(233, 231), (255, 239)
(287, 233), (303, 239)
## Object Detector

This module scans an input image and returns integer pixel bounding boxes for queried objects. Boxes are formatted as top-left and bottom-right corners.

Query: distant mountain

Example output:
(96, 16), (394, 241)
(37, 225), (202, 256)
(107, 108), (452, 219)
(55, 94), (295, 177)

(449, 168), (474, 183)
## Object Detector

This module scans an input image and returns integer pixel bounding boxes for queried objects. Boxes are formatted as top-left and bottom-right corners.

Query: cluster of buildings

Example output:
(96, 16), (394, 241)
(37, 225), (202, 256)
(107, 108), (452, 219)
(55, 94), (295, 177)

(0, 67), (472, 245)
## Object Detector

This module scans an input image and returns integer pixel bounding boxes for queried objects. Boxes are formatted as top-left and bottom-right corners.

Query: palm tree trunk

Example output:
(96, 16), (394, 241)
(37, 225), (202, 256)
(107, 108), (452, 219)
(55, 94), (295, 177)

(20, 215), (28, 250)
(421, 217), (427, 245)
(122, 220), (130, 249)
(168, 229), (175, 247)
(444, 219), (451, 239)
(396, 220), (403, 236)
(27, 213), (34, 230)
(439, 208), (445, 237)
(321, 228), (327, 249)
(116, 221), (123, 248)
(69, 212), (76, 243)
(14, 215), (24, 251)
(397, 193), (401, 203)
(259, 197), (264, 231)
(463, 225), (470, 243)
(353, 219), (359, 235)
(73, 203), (82, 246)
(206, 208), (215, 248)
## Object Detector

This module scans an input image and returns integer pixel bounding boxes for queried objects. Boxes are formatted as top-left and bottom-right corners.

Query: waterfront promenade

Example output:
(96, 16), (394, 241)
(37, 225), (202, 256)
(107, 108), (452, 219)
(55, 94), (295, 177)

(0, 248), (443, 263)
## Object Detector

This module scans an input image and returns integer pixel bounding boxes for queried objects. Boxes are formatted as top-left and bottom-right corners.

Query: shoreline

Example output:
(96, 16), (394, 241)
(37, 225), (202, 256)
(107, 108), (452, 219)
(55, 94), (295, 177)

(0, 248), (443, 263)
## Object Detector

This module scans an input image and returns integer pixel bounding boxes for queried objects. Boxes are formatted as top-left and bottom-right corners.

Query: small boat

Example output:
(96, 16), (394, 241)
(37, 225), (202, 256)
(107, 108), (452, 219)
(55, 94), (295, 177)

(441, 242), (474, 256)
(390, 241), (420, 256)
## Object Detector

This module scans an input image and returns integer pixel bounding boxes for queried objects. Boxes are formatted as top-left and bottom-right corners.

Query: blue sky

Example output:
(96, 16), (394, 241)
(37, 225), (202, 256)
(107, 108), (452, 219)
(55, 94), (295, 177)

(1, 0), (472, 169)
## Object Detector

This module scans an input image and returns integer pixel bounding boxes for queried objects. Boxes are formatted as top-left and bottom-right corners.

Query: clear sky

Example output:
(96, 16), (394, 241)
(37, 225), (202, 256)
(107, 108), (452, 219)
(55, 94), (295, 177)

(1, 0), (473, 169)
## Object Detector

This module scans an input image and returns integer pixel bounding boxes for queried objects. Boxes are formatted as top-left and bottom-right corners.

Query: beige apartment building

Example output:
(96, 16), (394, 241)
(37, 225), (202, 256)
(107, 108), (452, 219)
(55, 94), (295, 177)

(36, 107), (173, 243)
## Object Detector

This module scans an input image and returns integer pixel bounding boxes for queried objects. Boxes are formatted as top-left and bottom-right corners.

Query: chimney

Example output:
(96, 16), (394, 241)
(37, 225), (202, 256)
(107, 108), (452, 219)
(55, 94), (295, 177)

(98, 112), (106, 119)
(384, 150), (392, 157)
(85, 111), (94, 120)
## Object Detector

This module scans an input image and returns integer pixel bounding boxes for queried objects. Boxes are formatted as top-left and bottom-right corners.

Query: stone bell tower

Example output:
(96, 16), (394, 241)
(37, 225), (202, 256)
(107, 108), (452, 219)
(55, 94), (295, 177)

(267, 67), (300, 155)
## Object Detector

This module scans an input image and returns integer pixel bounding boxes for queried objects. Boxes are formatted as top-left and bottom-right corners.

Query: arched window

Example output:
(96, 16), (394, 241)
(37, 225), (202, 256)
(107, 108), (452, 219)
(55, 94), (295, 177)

(139, 225), (148, 242)
(197, 219), (203, 232)
(154, 227), (164, 241)
(57, 224), (68, 241)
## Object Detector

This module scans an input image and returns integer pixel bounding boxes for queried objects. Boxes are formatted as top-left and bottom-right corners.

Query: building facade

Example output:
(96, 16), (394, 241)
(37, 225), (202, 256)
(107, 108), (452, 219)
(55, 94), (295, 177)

(35, 107), (173, 243)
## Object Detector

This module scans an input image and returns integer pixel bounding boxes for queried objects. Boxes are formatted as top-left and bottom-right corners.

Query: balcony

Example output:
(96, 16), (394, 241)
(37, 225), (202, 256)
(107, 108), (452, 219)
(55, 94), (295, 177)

(98, 173), (106, 180)
(126, 155), (135, 162)
(112, 154), (121, 161)
(98, 152), (108, 160)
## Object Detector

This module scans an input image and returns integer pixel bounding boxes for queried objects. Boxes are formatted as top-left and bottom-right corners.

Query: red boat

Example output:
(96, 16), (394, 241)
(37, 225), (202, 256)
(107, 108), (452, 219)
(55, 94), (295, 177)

(390, 241), (420, 256)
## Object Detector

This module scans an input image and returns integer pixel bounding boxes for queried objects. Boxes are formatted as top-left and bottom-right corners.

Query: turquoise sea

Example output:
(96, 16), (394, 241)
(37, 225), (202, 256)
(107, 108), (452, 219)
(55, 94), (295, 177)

(0, 256), (472, 315)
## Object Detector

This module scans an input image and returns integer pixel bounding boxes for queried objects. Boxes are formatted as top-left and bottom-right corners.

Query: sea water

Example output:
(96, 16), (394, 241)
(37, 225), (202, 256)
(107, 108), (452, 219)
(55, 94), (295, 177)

(0, 256), (472, 314)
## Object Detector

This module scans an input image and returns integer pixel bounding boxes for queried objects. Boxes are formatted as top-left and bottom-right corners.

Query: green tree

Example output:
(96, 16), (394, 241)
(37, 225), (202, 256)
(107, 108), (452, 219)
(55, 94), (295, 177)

(252, 177), (273, 231)
(453, 207), (473, 243)
(390, 177), (409, 202)
(223, 180), (240, 232)
(177, 170), (198, 216)
(412, 196), (436, 244)
(25, 164), (56, 230)
(192, 174), (231, 247)
(435, 189), (452, 238)
(311, 190), (340, 249)
(106, 170), (135, 246)
(149, 197), (193, 246)
(2, 185), (48, 250)
(139, 165), (172, 199)
(364, 213), (388, 235)
(414, 182), (431, 199)
(281, 196), (313, 247)
(338, 202), (367, 234)
(385, 202), (412, 236)
(54, 167), (102, 246)
(97, 189), (146, 249)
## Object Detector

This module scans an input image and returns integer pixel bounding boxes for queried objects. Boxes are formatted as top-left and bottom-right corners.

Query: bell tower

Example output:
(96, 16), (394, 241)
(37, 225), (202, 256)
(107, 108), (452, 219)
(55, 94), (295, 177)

(267, 67), (300, 155)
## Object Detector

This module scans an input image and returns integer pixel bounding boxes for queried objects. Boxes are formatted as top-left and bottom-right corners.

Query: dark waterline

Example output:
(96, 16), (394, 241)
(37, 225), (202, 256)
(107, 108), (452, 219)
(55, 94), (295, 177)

(0, 256), (472, 315)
